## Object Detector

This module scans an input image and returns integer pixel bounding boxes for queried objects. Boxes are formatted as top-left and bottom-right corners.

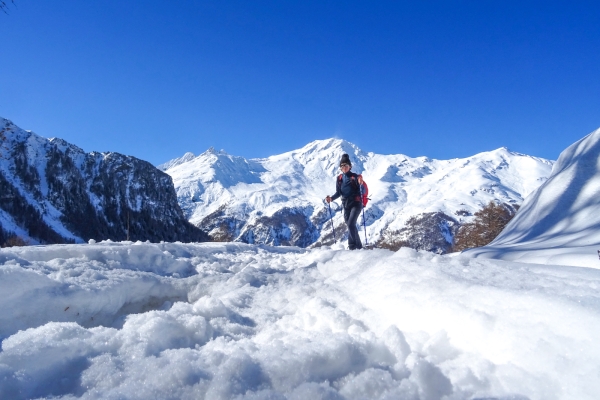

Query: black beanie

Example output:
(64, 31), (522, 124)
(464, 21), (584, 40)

(339, 153), (352, 167)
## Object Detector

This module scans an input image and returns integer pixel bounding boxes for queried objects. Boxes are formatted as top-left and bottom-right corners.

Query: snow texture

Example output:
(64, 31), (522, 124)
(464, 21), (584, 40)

(1, 241), (599, 399)
(466, 127), (600, 268)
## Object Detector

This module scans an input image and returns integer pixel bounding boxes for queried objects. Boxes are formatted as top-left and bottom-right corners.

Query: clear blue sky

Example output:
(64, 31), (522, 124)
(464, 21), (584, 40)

(1, 1), (599, 165)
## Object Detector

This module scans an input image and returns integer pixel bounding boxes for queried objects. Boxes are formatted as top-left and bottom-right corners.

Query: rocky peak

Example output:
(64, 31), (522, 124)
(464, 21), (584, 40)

(0, 118), (208, 245)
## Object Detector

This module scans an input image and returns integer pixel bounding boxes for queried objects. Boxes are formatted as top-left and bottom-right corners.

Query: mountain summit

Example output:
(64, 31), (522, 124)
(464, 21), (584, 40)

(0, 118), (206, 244)
(162, 139), (553, 251)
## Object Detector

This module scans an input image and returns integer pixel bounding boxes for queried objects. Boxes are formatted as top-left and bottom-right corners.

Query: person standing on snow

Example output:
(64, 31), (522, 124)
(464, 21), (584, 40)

(325, 153), (364, 250)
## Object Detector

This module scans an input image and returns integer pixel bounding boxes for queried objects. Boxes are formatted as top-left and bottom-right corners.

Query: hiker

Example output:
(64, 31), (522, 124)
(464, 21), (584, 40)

(325, 154), (364, 250)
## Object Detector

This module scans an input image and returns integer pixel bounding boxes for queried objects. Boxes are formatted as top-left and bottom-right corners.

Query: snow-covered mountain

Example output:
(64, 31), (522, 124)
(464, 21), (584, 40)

(161, 139), (554, 252)
(0, 118), (207, 244)
(466, 127), (600, 267)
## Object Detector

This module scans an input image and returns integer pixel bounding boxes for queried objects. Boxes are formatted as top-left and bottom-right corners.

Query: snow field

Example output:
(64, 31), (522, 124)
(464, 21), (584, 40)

(1, 241), (599, 399)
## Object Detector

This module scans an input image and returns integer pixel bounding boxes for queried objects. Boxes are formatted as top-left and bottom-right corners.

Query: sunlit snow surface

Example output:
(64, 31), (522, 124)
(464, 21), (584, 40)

(1, 241), (599, 400)
(467, 128), (600, 268)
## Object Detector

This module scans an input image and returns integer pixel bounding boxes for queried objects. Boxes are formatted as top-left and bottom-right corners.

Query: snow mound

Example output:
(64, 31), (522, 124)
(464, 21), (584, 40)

(1, 241), (599, 399)
(466, 127), (600, 268)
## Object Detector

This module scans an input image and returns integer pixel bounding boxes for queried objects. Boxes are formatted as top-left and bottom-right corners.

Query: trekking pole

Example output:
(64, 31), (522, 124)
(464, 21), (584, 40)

(327, 201), (336, 244)
(360, 185), (368, 246)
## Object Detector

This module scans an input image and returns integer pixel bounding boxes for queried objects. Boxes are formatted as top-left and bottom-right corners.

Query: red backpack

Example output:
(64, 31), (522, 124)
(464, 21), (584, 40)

(337, 174), (369, 206)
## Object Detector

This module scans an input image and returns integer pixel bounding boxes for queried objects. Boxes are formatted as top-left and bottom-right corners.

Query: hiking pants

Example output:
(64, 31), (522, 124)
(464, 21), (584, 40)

(344, 203), (363, 250)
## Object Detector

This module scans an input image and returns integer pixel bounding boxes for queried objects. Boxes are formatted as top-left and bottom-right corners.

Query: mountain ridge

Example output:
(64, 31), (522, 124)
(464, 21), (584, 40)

(0, 117), (207, 245)
(0, 115), (556, 251)
(162, 138), (554, 251)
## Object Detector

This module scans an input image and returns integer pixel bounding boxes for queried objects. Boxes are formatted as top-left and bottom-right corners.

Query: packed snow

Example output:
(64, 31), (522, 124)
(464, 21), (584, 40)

(1, 240), (599, 400)
(466, 127), (600, 268)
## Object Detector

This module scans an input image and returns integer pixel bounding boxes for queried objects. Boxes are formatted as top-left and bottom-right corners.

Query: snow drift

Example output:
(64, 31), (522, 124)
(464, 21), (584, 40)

(466, 127), (600, 268)
(1, 241), (599, 399)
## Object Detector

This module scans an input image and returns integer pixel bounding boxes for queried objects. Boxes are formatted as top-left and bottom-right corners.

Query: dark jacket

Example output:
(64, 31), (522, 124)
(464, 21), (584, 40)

(331, 171), (363, 209)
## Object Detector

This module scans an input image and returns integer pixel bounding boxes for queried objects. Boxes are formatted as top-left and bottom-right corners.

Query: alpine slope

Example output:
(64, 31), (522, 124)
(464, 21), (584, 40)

(0, 117), (204, 245)
(466, 127), (600, 268)
(160, 139), (553, 250)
